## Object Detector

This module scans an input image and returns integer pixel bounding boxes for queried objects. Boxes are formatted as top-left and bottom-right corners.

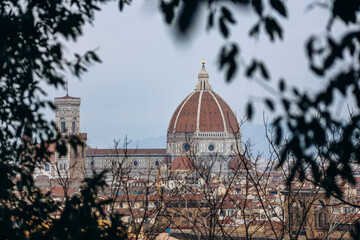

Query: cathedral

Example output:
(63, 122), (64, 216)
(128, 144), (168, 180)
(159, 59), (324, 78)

(36, 61), (242, 181)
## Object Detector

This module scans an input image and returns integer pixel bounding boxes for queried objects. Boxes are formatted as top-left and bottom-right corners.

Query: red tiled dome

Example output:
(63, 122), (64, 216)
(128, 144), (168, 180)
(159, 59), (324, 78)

(169, 156), (193, 170)
(168, 91), (238, 133)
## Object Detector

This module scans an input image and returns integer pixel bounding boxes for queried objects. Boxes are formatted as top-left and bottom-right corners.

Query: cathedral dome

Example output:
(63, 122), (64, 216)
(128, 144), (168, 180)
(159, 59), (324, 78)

(168, 62), (239, 134)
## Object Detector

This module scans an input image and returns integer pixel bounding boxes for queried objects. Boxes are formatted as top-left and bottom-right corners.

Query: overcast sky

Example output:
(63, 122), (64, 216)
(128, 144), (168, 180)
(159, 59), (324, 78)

(43, 1), (346, 149)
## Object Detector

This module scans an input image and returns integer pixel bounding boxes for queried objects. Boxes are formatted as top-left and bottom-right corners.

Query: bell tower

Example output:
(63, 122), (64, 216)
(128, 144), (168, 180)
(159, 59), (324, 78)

(54, 95), (81, 134)
(54, 95), (87, 182)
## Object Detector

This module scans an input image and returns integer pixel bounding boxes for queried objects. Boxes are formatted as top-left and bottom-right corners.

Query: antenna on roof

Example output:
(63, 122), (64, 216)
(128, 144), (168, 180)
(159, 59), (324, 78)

(66, 77), (69, 96)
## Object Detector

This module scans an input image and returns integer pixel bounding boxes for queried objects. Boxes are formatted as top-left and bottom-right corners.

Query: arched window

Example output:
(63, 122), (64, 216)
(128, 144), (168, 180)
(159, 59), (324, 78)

(60, 118), (66, 133)
(45, 163), (50, 171)
(60, 163), (63, 170)
(318, 213), (323, 227)
(72, 118), (76, 133)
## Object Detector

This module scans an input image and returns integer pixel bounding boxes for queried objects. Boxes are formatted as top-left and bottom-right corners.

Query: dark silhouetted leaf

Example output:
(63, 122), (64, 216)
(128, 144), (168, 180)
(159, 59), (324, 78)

(249, 22), (260, 37)
(246, 102), (253, 119)
(258, 61), (270, 80)
(160, 0), (180, 25)
(178, 1), (199, 34)
(275, 124), (282, 145)
(306, 36), (316, 61)
(118, 0), (132, 12)
(246, 60), (257, 78)
(221, 7), (236, 24)
(219, 17), (229, 38)
(265, 98), (274, 111)
(310, 65), (324, 76)
(251, 0), (263, 16)
(281, 98), (290, 111)
(207, 11), (214, 30)
(279, 78), (286, 92)
(270, 0), (287, 17)
(218, 43), (239, 82)
(332, 0), (360, 24)
(292, 87), (300, 96)
(264, 17), (283, 41)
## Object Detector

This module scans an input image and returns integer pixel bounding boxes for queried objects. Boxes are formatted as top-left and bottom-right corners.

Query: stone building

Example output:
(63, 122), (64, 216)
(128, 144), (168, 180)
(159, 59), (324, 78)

(35, 95), (87, 183)
(36, 61), (242, 181)
(86, 61), (242, 179)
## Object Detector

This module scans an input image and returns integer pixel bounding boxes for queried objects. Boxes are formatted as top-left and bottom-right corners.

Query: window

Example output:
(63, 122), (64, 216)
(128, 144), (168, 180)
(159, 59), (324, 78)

(60, 163), (63, 170)
(133, 161), (138, 166)
(208, 144), (215, 151)
(90, 161), (94, 167)
(74, 146), (77, 157)
(155, 161), (159, 166)
(60, 119), (66, 133)
(72, 121), (75, 133)
(45, 163), (50, 171)
(318, 213), (323, 227)
(220, 210), (226, 217)
(183, 143), (190, 152)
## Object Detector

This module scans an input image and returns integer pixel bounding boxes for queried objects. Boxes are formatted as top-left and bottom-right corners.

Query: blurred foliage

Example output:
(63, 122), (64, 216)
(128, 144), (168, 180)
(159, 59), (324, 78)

(2, 0), (360, 239)
(150, 0), (360, 207)
(0, 0), (126, 239)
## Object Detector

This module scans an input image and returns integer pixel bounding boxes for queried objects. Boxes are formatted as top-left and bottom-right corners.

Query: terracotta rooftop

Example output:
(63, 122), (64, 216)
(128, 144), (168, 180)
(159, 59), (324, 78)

(169, 155), (193, 170)
(168, 92), (238, 133)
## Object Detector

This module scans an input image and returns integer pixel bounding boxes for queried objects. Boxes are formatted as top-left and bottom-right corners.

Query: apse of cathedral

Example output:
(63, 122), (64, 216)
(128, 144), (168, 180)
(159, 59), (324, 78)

(35, 61), (244, 181)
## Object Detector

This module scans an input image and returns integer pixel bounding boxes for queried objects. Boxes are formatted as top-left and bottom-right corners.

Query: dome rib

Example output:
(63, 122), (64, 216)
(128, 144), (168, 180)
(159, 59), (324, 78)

(195, 91), (203, 132)
(168, 91), (238, 133)
(171, 91), (196, 133)
(167, 62), (238, 134)
(209, 91), (227, 132)
(213, 92), (239, 132)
